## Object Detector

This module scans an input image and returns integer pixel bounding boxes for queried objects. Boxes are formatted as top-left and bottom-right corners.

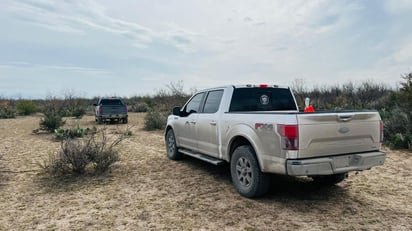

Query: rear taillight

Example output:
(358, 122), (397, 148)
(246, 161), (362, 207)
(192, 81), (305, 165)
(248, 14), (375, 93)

(380, 120), (384, 143)
(99, 107), (103, 113)
(277, 124), (299, 150)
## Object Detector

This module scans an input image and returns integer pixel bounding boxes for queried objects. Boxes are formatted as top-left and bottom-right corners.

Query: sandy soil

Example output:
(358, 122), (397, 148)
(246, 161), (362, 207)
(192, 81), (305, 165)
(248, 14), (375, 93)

(0, 113), (411, 230)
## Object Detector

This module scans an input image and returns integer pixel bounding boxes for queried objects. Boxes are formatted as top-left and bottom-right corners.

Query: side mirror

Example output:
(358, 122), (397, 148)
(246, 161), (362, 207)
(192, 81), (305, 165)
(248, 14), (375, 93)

(172, 106), (181, 116)
(93, 103), (98, 106)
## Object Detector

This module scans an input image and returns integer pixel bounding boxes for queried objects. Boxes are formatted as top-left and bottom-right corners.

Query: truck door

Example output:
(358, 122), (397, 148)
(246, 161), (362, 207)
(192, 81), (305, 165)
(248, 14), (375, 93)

(174, 92), (205, 151)
(196, 90), (224, 157)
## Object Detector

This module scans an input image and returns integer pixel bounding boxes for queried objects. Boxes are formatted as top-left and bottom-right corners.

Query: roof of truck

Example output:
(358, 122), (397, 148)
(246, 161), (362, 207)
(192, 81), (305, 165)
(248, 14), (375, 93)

(233, 84), (289, 89)
(198, 84), (290, 92)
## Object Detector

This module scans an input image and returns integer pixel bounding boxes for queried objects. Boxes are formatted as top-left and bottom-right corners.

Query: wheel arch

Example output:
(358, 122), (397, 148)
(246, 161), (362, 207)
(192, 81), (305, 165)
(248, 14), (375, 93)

(165, 125), (174, 139)
(165, 125), (179, 147)
(227, 135), (264, 171)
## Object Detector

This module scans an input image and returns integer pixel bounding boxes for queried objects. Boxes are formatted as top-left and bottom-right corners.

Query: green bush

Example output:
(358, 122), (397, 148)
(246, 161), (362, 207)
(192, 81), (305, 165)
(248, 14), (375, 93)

(387, 133), (412, 150)
(128, 103), (149, 113)
(61, 105), (87, 118)
(16, 100), (38, 115)
(39, 96), (66, 132)
(144, 109), (167, 130)
(71, 107), (86, 118)
(380, 73), (412, 149)
(0, 101), (16, 119)
(40, 113), (65, 132)
(54, 126), (90, 140)
(42, 129), (123, 176)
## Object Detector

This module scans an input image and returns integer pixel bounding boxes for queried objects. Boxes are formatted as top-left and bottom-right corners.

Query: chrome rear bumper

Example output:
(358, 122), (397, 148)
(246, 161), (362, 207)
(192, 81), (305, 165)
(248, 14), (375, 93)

(286, 151), (386, 176)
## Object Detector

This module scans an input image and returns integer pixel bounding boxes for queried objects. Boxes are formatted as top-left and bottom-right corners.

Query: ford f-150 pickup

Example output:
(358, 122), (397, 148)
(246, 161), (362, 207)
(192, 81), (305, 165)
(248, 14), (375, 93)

(93, 98), (128, 124)
(165, 84), (386, 197)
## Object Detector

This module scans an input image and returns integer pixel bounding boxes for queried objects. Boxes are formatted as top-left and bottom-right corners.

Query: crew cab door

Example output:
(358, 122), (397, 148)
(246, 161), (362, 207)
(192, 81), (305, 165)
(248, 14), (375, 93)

(196, 90), (224, 157)
(174, 92), (205, 151)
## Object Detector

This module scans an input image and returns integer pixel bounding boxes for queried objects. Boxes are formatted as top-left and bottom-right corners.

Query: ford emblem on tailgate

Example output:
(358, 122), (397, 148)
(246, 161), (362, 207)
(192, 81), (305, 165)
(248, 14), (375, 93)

(338, 127), (350, 134)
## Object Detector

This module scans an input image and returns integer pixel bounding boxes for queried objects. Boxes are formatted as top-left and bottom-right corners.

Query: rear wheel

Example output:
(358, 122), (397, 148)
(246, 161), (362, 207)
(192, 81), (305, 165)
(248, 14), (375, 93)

(230, 145), (269, 198)
(311, 173), (348, 185)
(166, 129), (182, 160)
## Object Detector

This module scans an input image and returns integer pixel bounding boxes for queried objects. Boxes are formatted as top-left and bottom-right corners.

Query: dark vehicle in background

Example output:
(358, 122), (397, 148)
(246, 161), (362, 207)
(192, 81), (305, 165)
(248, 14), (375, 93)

(93, 98), (128, 124)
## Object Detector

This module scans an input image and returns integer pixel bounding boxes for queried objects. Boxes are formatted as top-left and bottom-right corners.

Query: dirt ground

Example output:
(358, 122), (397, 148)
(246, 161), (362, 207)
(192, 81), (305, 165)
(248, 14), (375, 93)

(0, 113), (411, 230)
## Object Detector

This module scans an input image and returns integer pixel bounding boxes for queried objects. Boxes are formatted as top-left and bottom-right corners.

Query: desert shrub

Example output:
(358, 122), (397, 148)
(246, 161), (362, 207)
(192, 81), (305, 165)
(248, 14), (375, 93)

(39, 96), (66, 132)
(398, 73), (412, 108)
(54, 126), (90, 140)
(42, 128), (123, 176)
(61, 90), (88, 118)
(16, 100), (39, 115)
(37, 93), (88, 119)
(386, 133), (410, 149)
(129, 102), (149, 112)
(142, 81), (190, 131)
(70, 107), (86, 118)
(40, 96), (65, 116)
(291, 79), (392, 111)
(375, 73), (412, 149)
(144, 108), (167, 130)
(382, 110), (412, 149)
(0, 101), (16, 119)
(62, 102), (87, 118)
(40, 113), (65, 132)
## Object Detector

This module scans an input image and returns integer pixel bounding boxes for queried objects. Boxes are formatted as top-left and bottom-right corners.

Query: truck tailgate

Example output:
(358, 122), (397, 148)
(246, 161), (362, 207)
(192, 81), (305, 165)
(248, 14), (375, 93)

(101, 105), (127, 115)
(297, 112), (381, 159)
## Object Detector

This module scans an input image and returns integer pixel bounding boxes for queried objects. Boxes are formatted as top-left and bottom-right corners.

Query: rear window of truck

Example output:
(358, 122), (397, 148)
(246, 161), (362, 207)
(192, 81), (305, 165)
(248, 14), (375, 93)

(229, 88), (297, 112)
(100, 99), (124, 105)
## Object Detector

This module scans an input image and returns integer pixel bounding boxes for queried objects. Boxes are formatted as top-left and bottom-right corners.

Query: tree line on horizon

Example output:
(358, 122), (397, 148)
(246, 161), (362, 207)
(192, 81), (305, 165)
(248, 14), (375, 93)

(1, 74), (412, 150)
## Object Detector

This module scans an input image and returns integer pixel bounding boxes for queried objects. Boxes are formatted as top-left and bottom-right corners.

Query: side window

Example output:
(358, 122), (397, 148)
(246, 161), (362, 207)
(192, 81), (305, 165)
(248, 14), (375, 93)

(185, 92), (205, 114)
(203, 90), (224, 113)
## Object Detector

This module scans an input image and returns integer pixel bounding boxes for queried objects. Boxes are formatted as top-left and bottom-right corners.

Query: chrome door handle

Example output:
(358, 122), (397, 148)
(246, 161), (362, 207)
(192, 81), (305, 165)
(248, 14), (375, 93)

(209, 121), (217, 126)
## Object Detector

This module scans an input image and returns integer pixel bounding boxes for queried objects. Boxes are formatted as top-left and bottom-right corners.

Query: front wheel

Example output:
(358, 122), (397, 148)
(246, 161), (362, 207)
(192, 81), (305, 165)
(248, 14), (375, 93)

(165, 129), (182, 160)
(230, 145), (269, 198)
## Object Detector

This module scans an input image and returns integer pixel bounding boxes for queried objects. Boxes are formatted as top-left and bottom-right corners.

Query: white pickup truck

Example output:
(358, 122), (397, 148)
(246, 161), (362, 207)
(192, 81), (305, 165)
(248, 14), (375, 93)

(165, 84), (386, 197)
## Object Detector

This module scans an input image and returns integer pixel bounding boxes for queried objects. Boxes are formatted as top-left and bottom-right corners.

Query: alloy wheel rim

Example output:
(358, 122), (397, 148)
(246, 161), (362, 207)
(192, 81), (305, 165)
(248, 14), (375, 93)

(236, 157), (252, 187)
(167, 133), (175, 154)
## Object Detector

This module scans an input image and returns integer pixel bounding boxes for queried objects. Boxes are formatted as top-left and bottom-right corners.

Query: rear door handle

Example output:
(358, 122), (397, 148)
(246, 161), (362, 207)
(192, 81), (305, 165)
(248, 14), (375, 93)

(209, 121), (217, 126)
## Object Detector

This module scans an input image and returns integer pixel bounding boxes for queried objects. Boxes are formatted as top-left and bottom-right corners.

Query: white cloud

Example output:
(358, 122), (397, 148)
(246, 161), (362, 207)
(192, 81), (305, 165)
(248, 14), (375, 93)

(393, 39), (412, 63)
(6, 0), (154, 47)
(0, 0), (411, 98)
(384, 0), (412, 13)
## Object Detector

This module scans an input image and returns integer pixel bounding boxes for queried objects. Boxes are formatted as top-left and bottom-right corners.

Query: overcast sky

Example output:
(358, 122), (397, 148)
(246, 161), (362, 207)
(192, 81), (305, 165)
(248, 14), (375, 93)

(1, 0), (412, 98)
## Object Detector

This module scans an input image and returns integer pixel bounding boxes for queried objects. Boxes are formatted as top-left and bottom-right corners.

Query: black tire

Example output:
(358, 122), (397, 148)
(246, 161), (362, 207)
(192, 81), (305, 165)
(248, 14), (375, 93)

(311, 173), (348, 185)
(122, 118), (128, 124)
(96, 117), (102, 124)
(230, 145), (269, 198)
(165, 129), (182, 160)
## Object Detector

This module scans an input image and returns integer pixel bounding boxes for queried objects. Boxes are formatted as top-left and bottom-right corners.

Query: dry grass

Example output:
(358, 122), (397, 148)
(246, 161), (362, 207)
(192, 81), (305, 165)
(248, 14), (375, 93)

(0, 113), (411, 230)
